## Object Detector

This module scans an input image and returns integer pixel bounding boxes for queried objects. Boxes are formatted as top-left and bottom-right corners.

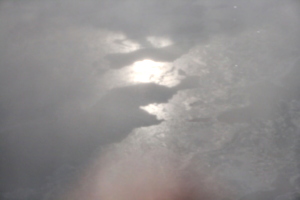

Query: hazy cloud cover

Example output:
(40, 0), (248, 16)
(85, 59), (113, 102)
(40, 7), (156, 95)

(1, 0), (300, 199)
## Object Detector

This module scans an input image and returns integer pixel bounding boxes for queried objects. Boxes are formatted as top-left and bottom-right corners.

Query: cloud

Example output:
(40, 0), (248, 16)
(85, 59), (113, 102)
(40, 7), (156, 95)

(0, 0), (300, 199)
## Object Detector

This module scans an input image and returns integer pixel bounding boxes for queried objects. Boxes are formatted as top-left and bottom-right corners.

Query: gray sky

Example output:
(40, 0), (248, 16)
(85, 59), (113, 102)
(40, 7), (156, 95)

(1, 0), (300, 199)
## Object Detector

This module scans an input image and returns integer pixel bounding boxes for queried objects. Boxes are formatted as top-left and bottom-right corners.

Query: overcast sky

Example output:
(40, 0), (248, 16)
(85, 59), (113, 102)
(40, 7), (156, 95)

(1, 0), (300, 199)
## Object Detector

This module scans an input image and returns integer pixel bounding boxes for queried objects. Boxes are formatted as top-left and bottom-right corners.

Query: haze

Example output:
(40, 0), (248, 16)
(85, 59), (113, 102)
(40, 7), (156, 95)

(1, 0), (300, 199)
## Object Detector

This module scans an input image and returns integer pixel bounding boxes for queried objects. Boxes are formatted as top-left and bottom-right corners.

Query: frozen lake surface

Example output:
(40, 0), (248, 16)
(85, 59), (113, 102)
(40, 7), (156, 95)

(1, 0), (300, 199)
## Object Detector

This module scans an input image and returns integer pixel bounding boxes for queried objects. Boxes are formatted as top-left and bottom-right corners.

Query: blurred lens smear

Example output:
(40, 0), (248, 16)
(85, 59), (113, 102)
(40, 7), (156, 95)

(1, 0), (300, 200)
